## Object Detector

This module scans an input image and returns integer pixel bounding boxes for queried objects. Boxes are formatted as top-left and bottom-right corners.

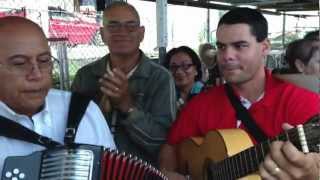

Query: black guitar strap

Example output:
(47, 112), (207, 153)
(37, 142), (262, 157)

(0, 92), (91, 147)
(0, 115), (61, 148)
(64, 92), (91, 144)
(225, 83), (267, 143)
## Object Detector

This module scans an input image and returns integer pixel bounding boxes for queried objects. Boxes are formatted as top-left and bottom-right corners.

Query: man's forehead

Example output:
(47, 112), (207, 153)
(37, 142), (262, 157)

(217, 24), (251, 35)
(0, 41), (49, 55)
(216, 37), (252, 46)
(217, 24), (255, 43)
(0, 29), (47, 44)
(104, 7), (138, 21)
(0, 22), (44, 39)
(0, 31), (49, 58)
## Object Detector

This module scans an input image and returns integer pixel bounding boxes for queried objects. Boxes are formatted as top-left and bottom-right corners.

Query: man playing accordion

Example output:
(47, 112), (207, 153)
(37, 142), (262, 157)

(0, 16), (116, 175)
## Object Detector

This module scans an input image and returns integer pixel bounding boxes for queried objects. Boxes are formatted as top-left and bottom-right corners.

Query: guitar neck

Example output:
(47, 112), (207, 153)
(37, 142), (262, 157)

(210, 122), (319, 179)
(215, 139), (274, 179)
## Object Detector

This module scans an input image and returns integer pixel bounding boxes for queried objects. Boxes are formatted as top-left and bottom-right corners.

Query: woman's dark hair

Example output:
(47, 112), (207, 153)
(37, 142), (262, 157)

(285, 39), (319, 72)
(218, 7), (268, 42)
(163, 46), (202, 81)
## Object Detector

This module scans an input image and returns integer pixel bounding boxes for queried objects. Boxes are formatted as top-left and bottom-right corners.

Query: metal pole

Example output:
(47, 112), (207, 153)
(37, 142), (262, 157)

(57, 42), (70, 90)
(282, 12), (286, 49)
(156, 0), (168, 64)
(206, 8), (210, 42)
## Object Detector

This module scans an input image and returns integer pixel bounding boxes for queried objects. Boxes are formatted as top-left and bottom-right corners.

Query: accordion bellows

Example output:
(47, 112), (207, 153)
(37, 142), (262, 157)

(2, 144), (167, 180)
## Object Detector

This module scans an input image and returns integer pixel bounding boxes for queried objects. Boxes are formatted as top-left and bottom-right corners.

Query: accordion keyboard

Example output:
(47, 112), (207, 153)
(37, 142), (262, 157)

(2, 144), (167, 180)
(40, 148), (94, 180)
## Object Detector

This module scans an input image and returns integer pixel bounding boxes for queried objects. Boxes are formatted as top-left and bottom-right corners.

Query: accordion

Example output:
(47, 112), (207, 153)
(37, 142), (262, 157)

(1, 144), (167, 180)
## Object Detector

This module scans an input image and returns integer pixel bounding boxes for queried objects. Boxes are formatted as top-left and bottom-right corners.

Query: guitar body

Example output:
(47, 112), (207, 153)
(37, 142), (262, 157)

(177, 129), (261, 180)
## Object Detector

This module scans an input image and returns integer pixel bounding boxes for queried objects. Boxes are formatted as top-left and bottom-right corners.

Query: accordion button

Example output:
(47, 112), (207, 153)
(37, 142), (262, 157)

(12, 177), (18, 180)
(13, 169), (19, 174)
(5, 171), (12, 178)
(19, 173), (25, 179)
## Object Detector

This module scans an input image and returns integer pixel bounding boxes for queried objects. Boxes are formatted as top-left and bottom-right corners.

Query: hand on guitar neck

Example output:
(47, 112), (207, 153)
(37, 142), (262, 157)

(164, 116), (320, 180)
(259, 123), (320, 180)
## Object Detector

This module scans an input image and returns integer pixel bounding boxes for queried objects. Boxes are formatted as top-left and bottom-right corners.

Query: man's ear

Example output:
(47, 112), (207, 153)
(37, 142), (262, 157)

(138, 26), (145, 42)
(294, 59), (305, 73)
(261, 39), (271, 56)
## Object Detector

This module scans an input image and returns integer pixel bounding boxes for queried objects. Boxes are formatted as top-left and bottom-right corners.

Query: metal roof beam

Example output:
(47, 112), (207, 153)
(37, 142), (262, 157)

(259, 2), (318, 11)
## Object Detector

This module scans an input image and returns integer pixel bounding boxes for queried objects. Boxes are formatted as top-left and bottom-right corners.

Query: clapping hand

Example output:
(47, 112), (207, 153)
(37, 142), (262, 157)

(99, 68), (133, 112)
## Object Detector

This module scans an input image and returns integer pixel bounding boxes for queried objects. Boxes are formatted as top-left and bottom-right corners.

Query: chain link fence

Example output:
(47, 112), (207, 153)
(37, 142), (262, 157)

(0, 0), (298, 90)
(0, 0), (106, 90)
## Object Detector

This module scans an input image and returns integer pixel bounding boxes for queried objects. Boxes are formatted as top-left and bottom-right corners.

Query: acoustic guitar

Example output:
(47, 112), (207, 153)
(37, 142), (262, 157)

(177, 116), (320, 180)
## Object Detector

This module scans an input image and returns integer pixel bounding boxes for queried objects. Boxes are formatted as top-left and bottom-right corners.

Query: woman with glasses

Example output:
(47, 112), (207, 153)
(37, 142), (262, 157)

(163, 46), (204, 111)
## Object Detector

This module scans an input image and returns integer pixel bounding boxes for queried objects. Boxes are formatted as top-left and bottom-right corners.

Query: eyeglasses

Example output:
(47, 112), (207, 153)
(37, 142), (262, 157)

(0, 57), (53, 75)
(105, 21), (141, 33)
(169, 63), (194, 73)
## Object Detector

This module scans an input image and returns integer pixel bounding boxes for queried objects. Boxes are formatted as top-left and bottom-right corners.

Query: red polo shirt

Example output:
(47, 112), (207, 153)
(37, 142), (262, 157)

(168, 71), (320, 145)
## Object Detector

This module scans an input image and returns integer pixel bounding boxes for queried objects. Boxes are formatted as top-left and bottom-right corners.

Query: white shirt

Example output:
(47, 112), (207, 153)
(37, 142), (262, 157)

(237, 93), (264, 128)
(0, 89), (116, 174)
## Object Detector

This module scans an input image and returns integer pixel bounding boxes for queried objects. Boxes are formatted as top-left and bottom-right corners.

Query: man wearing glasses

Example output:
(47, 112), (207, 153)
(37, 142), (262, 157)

(72, 1), (176, 166)
(0, 17), (116, 174)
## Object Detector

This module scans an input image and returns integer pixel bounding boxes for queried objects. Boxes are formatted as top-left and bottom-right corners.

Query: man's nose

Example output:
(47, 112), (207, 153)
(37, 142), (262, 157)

(27, 63), (43, 80)
(219, 47), (236, 62)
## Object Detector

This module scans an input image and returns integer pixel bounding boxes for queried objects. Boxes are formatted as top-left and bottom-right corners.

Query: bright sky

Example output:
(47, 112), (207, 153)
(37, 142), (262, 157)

(2, 0), (316, 54)
(129, 0), (217, 53)
(129, 0), (319, 55)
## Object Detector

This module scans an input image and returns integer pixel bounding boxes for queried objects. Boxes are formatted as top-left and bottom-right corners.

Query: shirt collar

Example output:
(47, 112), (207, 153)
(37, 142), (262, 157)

(243, 68), (283, 108)
(0, 101), (28, 120)
(0, 97), (52, 126)
(100, 50), (152, 79)
(229, 68), (274, 108)
(240, 92), (264, 109)
(106, 58), (139, 78)
(260, 68), (280, 107)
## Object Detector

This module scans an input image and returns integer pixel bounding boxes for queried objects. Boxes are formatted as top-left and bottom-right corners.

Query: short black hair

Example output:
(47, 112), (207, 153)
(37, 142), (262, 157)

(218, 7), (268, 42)
(163, 46), (202, 81)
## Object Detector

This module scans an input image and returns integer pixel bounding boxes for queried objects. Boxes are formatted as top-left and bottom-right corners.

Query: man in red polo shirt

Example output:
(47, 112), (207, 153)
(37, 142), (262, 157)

(159, 7), (320, 180)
